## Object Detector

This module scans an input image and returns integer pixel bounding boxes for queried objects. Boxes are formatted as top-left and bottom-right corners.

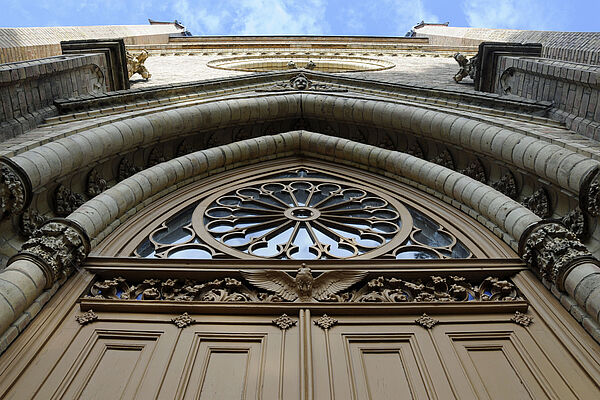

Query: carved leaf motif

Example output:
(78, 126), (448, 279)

(76, 310), (98, 325)
(415, 313), (438, 329)
(314, 314), (338, 330)
(522, 188), (551, 218)
(0, 164), (26, 216)
(491, 171), (518, 199)
(86, 168), (108, 197)
(511, 311), (533, 327)
(55, 185), (85, 217)
(273, 314), (297, 330)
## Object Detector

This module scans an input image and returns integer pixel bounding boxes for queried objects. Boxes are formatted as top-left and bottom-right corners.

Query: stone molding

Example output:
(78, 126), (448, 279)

(0, 157), (31, 219)
(10, 219), (90, 288)
(518, 221), (599, 290)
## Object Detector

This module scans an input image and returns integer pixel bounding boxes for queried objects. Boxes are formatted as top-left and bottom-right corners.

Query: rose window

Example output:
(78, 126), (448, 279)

(195, 181), (412, 259)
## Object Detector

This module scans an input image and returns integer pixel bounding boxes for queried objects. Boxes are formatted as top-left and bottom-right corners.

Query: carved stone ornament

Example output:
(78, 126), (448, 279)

(0, 162), (28, 217)
(511, 311), (533, 327)
(147, 147), (166, 168)
(406, 142), (425, 159)
(176, 140), (194, 157)
(272, 314), (297, 330)
(453, 52), (479, 83)
(490, 171), (518, 199)
(415, 313), (438, 329)
(75, 310), (98, 325)
(460, 159), (486, 183)
(86, 168), (108, 197)
(431, 149), (454, 170)
(87, 274), (523, 304)
(314, 314), (338, 330)
(171, 312), (195, 328)
(256, 73), (348, 92)
(17, 220), (89, 286)
(19, 209), (47, 238)
(241, 266), (367, 302)
(118, 158), (141, 181)
(561, 208), (586, 239)
(126, 49), (151, 80)
(520, 221), (596, 287)
(582, 171), (600, 217)
(55, 184), (85, 217)
(522, 188), (551, 218)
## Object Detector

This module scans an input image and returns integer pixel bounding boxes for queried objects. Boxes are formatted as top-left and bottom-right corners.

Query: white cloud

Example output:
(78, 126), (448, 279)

(462, 0), (567, 30)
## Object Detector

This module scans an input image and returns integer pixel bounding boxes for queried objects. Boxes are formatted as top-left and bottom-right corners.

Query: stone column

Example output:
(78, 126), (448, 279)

(0, 219), (89, 335)
(519, 221), (600, 326)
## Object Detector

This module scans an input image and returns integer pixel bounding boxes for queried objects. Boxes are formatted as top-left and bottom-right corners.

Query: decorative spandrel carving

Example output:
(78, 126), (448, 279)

(562, 208), (586, 239)
(273, 314), (297, 330)
(85, 273), (524, 304)
(415, 314), (438, 329)
(75, 310), (98, 325)
(511, 311), (533, 327)
(241, 266), (367, 302)
(18, 220), (89, 285)
(55, 185), (85, 217)
(0, 162), (27, 217)
(406, 142), (425, 159)
(520, 221), (595, 286)
(460, 159), (486, 183)
(176, 140), (194, 157)
(127, 50), (151, 80)
(147, 147), (166, 168)
(256, 73), (347, 92)
(453, 52), (479, 83)
(522, 188), (551, 218)
(491, 171), (518, 199)
(582, 172), (600, 217)
(86, 168), (108, 197)
(19, 209), (47, 238)
(314, 314), (338, 330)
(431, 149), (454, 170)
(118, 158), (141, 181)
(172, 313), (195, 328)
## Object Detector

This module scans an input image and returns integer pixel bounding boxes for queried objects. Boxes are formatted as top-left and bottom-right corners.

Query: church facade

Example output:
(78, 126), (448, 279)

(0, 22), (598, 398)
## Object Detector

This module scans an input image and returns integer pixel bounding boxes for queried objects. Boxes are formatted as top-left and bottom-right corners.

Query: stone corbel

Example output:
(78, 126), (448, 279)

(519, 221), (599, 291)
(0, 157), (32, 219)
(9, 218), (90, 289)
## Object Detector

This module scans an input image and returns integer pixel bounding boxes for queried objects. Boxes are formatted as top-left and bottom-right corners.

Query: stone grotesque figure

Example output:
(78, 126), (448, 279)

(453, 52), (478, 83)
(127, 50), (151, 80)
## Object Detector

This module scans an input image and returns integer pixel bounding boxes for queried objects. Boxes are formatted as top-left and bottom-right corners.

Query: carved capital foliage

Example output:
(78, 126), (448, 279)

(561, 208), (586, 239)
(522, 188), (551, 218)
(19, 209), (47, 238)
(75, 310), (98, 325)
(0, 159), (30, 218)
(55, 184), (85, 217)
(16, 219), (90, 286)
(519, 221), (596, 288)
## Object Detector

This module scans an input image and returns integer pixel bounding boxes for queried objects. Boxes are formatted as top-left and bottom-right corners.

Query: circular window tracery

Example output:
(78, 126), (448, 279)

(196, 180), (412, 260)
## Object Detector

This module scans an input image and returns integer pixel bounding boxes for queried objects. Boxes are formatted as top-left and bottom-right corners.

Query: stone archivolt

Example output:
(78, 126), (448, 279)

(86, 273), (523, 304)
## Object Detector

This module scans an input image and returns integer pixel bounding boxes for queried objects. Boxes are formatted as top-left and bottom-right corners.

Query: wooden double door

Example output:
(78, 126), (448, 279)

(4, 304), (600, 400)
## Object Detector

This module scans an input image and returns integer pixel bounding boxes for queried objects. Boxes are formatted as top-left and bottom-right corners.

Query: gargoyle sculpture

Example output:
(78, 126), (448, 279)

(241, 264), (367, 302)
(127, 50), (151, 81)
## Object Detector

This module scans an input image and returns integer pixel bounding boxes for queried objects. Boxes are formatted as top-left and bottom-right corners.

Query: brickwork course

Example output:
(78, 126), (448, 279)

(1, 23), (600, 359)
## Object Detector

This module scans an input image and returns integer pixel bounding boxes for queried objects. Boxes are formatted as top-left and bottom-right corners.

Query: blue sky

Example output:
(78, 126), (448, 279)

(1, 0), (598, 35)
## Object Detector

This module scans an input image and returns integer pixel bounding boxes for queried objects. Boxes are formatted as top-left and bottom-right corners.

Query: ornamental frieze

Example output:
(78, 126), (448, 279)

(85, 272), (523, 304)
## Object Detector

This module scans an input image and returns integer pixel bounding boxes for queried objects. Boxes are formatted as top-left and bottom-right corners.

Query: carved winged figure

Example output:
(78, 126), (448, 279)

(241, 264), (367, 302)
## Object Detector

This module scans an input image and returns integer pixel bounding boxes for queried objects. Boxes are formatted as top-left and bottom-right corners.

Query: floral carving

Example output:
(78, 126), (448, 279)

(256, 73), (347, 92)
(55, 185), (85, 217)
(511, 311), (533, 327)
(491, 171), (518, 199)
(406, 142), (424, 158)
(20, 220), (88, 284)
(147, 147), (166, 168)
(521, 222), (593, 285)
(431, 149), (454, 170)
(460, 159), (486, 183)
(172, 312), (195, 328)
(314, 314), (338, 330)
(585, 178), (600, 216)
(522, 188), (551, 218)
(86, 168), (108, 197)
(0, 163), (26, 217)
(176, 140), (194, 157)
(118, 158), (141, 181)
(19, 209), (46, 238)
(415, 313), (438, 329)
(75, 310), (98, 325)
(272, 314), (297, 330)
(86, 274), (523, 304)
(562, 209), (586, 239)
